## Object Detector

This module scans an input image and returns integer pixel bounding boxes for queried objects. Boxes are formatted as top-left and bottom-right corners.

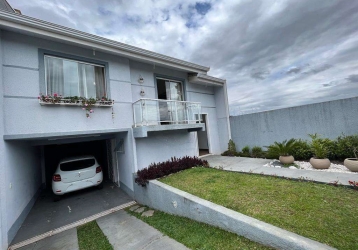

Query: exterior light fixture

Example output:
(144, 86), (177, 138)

(138, 75), (144, 84)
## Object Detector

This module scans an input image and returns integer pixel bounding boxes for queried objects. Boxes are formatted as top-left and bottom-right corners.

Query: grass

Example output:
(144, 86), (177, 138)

(160, 167), (358, 250)
(127, 207), (272, 250)
(77, 221), (113, 250)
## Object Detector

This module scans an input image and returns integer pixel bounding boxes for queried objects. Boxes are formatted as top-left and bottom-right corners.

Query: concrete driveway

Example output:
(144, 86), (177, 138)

(13, 180), (133, 244)
(19, 210), (188, 250)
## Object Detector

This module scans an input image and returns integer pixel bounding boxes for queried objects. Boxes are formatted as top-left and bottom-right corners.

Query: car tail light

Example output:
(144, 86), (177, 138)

(53, 174), (61, 182)
(96, 166), (102, 173)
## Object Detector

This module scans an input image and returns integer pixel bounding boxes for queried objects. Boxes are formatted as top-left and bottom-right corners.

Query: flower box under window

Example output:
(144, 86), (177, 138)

(39, 98), (114, 107)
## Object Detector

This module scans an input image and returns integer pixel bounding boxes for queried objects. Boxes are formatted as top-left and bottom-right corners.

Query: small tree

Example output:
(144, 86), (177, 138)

(228, 139), (236, 152)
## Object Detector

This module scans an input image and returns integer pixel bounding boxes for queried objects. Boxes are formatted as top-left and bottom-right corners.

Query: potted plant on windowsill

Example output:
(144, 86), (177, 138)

(38, 93), (114, 118)
(266, 139), (297, 164)
(309, 134), (331, 169)
(344, 147), (358, 172)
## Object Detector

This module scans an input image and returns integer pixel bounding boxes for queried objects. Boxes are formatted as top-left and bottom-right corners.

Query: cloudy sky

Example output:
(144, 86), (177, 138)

(9, 0), (358, 115)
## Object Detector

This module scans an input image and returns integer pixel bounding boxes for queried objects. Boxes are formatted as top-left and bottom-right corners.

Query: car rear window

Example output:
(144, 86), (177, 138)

(60, 159), (95, 171)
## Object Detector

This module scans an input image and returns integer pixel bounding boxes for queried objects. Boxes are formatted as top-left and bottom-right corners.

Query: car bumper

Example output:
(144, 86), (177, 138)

(52, 174), (103, 195)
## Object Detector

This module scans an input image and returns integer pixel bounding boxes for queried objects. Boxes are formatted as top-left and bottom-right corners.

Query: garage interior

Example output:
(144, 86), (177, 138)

(10, 136), (133, 245)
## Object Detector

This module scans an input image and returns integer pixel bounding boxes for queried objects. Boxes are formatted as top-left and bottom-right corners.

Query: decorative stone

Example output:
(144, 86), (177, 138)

(289, 166), (297, 169)
(135, 207), (145, 213)
(129, 205), (140, 211)
(142, 210), (154, 217)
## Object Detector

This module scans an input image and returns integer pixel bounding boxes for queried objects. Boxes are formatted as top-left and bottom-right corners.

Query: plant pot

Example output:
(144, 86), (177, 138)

(344, 158), (358, 172)
(310, 158), (330, 169)
(279, 155), (294, 164)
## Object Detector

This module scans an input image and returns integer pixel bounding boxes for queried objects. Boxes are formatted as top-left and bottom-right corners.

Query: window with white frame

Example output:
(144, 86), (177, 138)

(44, 55), (106, 98)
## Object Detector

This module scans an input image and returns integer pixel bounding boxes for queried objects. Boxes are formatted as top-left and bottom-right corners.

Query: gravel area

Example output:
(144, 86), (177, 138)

(263, 160), (357, 174)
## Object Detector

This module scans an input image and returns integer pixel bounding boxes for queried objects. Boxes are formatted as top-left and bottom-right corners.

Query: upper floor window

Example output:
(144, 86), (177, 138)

(45, 55), (106, 98)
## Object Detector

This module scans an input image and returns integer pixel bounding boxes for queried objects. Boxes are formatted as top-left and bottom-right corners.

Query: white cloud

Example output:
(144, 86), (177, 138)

(8, 0), (358, 115)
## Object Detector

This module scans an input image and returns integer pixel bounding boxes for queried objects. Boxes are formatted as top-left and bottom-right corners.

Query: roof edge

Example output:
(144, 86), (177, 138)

(188, 73), (226, 86)
(0, 10), (210, 73)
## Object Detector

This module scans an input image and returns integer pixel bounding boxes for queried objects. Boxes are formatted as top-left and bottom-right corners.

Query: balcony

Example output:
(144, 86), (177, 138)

(132, 98), (205, 138)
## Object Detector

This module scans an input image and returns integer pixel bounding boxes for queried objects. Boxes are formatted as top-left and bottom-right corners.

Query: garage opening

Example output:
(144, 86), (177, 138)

(43, 140), (114, 188)
(10, 136), (133, 246)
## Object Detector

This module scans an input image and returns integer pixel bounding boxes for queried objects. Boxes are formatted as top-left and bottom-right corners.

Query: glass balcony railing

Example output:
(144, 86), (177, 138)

(133, 98), (202, 127)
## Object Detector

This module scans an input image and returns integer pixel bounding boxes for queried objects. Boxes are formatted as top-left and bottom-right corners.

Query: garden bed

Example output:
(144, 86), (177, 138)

(264, 160), (357, 174)
(160, 167), (358, 250)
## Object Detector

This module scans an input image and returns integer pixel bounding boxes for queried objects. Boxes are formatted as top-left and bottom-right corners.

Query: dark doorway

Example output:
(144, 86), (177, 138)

(197, 114), (210, 155)
(157, 79), (167, 100)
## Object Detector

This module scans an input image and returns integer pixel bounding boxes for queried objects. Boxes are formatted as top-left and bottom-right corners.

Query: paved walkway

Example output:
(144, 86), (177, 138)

(19, 210), (188, 250)
(19, 229), (79, 250)
(97, 210), (188, 250)
(203, 155), (358, 186)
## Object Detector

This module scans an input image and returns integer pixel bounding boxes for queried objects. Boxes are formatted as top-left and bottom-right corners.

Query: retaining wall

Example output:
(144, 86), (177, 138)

(134, 180), (335, 250)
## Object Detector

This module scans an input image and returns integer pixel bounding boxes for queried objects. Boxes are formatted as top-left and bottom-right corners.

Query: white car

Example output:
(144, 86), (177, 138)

(52, 155), (103, 196)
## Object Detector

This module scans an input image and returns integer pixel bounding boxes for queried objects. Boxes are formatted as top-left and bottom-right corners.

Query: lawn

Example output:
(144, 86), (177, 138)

(160, 167), (358, 250)
(77, 221), (113, 250)
(127, 207), (272, 250)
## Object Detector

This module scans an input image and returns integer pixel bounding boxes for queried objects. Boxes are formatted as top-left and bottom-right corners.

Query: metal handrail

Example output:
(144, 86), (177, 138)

(133, 98), (201, 104)
(132, 98), (202, 127)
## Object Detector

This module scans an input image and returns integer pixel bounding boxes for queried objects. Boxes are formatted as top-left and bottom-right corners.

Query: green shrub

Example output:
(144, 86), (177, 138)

(265, 149), (279, 159)
(263, 134), (358, 161)
(291, 139), (312, 160)
(335, 134), (358, 160)
(309, 134), (333, 159)
(222, 139), (238, 156)
(265, 139), (297, 157)
(228, 139), (237, 152)
(221, 150), (239, 156)
(239, 146), (251, 157)
(251, 146), (264, 158)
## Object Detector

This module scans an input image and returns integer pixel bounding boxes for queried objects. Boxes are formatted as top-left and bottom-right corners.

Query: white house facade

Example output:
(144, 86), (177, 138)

(0, 3), (230, 249)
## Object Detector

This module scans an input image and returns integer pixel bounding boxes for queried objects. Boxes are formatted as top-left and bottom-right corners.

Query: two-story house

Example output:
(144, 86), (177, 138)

(0, 2), (230, 248)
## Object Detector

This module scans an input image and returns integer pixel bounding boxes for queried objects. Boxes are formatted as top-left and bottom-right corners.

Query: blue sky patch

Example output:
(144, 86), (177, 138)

(195, 2), (211, 15)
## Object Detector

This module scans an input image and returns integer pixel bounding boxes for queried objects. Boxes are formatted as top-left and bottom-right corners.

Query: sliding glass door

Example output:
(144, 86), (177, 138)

(156, 78), (184, 124)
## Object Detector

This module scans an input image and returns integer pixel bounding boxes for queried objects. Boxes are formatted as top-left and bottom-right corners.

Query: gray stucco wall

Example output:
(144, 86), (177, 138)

(129, 60), (228, 155)
(2, 30), (133, 136)
(230, 97), (358, 151)
(214, 85), (230, 152)
(135, 130), (198, 170)
(115, 131), (136, 195)
(4, 142), (41, 244)
(0, 29), (7, 250)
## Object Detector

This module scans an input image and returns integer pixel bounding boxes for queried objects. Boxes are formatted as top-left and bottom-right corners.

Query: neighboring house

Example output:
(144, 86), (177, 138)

(0, 1), (230, 249)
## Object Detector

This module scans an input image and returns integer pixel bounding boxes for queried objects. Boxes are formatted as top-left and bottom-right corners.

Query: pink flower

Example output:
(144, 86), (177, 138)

(37, 96), (40, 99)
(90, 109), (93, 113)
(54, 93), (58, 97)
(85, 104), (88, 107)
(82, 108), (85, 110)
